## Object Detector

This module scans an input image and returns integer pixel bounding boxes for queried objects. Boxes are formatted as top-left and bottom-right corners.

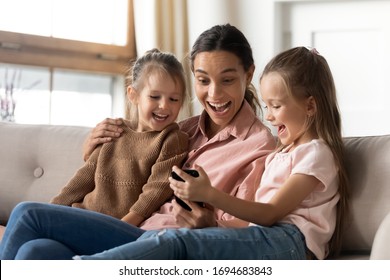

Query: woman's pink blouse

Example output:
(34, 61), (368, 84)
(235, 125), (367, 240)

(140, 101), (275, 230)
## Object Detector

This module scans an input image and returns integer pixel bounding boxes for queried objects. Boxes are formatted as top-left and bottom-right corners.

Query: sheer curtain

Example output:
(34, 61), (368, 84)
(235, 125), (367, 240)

(131, 0), (192, 120)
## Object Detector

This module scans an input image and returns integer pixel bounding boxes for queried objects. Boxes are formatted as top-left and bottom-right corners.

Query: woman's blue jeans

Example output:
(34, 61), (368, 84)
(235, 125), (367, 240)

(0, 202), (307, 260)
(77, 224), (306, 260)
(0, 202), (145, 260)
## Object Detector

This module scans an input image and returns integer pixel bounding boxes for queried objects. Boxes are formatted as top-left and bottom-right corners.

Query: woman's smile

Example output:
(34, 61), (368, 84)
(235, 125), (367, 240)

(207, 101), (232, 114)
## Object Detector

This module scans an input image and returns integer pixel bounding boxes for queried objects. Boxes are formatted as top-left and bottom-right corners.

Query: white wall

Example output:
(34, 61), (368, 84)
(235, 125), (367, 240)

(186, 0), (277, 114)
(187, 0), (277, 69)
(188, 0), (390, 136)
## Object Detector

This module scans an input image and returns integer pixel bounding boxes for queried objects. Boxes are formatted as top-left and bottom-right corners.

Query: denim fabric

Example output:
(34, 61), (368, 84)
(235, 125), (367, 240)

(0, 202), (145, 260)
(78, 224), (306, 260)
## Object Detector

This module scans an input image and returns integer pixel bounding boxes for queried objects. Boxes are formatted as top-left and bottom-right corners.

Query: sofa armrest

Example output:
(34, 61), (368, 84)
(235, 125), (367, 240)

(370, 212), (390, 259)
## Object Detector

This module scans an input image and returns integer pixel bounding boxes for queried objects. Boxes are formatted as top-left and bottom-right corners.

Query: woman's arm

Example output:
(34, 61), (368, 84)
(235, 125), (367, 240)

(83, 118), (124, 161)
(170, 166), (319, 226)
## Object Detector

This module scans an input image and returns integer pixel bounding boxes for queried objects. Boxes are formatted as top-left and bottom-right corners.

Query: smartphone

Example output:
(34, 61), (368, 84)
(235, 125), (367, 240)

(171, 169), (203, 211)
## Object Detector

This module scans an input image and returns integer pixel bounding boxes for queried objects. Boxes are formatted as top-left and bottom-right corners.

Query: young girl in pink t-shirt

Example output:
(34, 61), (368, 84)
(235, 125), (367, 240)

(76, 46), (349, 260)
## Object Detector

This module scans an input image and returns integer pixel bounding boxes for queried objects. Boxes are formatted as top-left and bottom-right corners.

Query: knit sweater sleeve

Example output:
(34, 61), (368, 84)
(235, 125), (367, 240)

(50, 145), (101, 205)
(130, 129), (189, 218)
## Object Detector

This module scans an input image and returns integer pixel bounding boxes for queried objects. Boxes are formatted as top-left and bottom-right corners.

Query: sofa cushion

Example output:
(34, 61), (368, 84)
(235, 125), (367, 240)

(0, 122), (90, 224)
(341, 135), (390, 254)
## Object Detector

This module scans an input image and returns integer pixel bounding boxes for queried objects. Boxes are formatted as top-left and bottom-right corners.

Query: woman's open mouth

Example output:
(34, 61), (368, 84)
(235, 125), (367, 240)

(207, 101), (231, 114)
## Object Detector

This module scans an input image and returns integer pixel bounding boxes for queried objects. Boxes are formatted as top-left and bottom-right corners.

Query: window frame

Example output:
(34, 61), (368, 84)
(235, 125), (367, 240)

(0, 0), (136, 75)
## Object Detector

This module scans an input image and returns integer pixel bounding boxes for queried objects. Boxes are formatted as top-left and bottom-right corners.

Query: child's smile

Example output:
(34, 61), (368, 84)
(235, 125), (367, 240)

(260, 72), (316, 148)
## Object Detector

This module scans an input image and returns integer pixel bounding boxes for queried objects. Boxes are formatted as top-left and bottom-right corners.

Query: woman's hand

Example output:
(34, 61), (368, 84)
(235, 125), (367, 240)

(169, 165), (218, 228)
(172, 199), (217, 228)
(169, 165), (213, 203)
(83, 118), (124, 161)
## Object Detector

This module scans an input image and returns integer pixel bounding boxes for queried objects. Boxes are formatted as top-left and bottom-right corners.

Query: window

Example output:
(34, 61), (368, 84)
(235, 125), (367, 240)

(1, 64), (50, 123)
(0, 0), (135, 126)
(0, 64), (125, 126)
(51, 70), (115, 126)
(1, 0), (128, 45)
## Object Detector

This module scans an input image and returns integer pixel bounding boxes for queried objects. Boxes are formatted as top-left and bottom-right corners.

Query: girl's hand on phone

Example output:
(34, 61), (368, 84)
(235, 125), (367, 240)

(169, 165), (213, 203)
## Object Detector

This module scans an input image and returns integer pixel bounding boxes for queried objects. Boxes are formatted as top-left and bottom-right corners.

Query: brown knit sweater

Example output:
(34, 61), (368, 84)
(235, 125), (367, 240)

(51, 120), (188, 219)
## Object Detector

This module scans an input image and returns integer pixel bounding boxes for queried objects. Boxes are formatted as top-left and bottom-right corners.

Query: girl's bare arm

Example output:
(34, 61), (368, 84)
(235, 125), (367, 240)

(170, 166), (319, 226)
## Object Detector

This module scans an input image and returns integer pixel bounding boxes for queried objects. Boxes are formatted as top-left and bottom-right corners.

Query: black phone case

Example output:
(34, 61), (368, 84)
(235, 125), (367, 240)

(172, 169), (203, 211)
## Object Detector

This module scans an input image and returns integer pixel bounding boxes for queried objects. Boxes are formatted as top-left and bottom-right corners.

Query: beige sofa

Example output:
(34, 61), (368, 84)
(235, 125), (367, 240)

(0, 121), (389, 260)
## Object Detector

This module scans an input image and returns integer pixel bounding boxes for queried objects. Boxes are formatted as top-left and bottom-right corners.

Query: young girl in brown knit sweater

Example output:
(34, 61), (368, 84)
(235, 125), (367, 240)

(51, 49), (189, 226)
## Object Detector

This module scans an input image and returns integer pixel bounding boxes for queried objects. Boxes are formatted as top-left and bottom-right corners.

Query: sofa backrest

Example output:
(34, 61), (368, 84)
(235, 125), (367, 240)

(0, 122), (90, 224)
(341, 135), (390, 254)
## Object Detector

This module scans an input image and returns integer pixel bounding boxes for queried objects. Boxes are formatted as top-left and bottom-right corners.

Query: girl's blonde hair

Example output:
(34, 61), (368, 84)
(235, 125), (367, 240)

(124, 48), (187, 124)
(260, 47), (349, 258)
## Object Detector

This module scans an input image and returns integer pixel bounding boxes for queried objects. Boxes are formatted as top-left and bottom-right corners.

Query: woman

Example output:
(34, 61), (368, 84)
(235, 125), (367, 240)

(0, 24), (275, 259)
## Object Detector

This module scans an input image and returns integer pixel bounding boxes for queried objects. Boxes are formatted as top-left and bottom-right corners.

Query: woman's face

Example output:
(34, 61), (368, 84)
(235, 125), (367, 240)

(193, 51), (254, 136)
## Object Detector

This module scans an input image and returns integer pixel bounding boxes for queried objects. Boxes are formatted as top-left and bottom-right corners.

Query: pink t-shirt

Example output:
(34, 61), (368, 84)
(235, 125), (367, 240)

(251, 139), (339, 259)
(140, 101), (276, 230)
